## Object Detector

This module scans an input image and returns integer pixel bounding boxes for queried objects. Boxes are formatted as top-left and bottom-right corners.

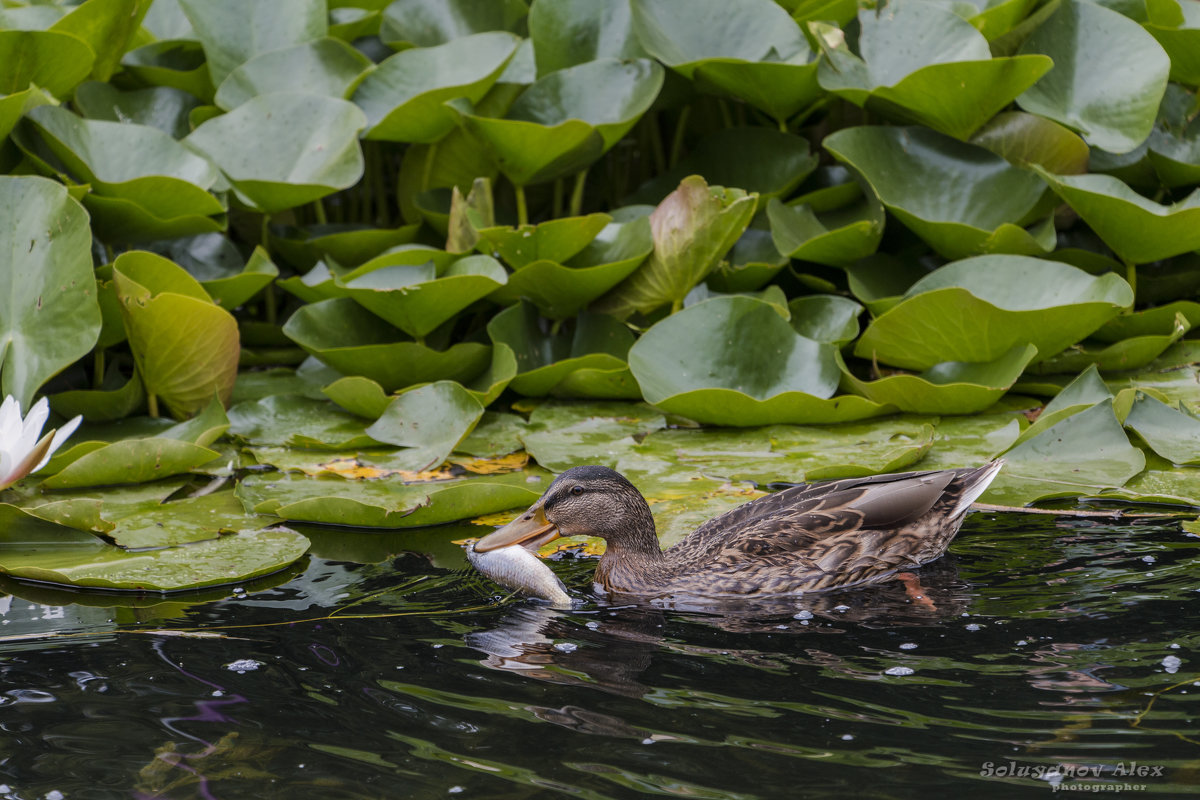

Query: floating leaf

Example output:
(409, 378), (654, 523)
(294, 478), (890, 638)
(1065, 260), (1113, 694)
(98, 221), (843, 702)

(1027, 313), (1190, 374)
(969, 111), (1090, 175)
(49, 0), (148, 83)
(788, 295), (862, 346)
(215, 38), (372, 110)
(855, 255), (1132, 370)
(112, 251), (239, 418)
(365, 381), (485, 470)
(178, 0), (326, 86)
(282, 298), (491, 392)
(815, 4), (1052, 139)
(1124, 391), (1200, 465)
(73, 83), (199, 140)
(767, 191), (884, 267)
(185, 93), (366, 213)
(236, 469), (549, 528)
(839, 344), (1038, 414)
(474, 213), (610, 269)
(595, 176), (756, 319)
(354, 31), (520, 143)
(228, 394), (378, 450)
(629, 296), (894, 425)
(529, 0), (648, 75)
(120, 40), (214, 103)
(0, 176), (101, 408)
(379, 0), (529, 48)
(823, 126), (1049, 259)
(40, 438), (220, 489)
(1144, 0), (1200, 86)
(0, 30), (95, 97)
(1016, 0), (1169, 153)
(269, 223), (420, 270)
(519, 401), (667, 472)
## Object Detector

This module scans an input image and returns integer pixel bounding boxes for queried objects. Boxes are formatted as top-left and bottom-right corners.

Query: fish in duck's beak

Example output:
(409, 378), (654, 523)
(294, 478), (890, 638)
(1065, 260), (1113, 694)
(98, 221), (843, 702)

(473, 500), (561, 552)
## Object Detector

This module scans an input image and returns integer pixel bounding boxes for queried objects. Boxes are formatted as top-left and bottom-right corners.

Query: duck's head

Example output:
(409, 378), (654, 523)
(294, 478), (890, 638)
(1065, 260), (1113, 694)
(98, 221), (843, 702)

(473, 465), (656, 553)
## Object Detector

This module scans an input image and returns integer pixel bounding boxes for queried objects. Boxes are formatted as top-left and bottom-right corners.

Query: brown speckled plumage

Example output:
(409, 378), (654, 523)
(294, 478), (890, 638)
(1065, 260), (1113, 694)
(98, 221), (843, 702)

(478, 462), (1004, 601)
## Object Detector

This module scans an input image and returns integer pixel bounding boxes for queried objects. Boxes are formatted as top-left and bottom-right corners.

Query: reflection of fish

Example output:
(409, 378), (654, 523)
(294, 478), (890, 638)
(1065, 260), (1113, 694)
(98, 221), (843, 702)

(466, 542), (572, 608)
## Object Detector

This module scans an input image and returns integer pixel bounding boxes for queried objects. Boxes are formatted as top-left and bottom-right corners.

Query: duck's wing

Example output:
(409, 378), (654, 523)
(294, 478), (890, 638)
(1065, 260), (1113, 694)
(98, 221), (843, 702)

(667, 467), (985, 566)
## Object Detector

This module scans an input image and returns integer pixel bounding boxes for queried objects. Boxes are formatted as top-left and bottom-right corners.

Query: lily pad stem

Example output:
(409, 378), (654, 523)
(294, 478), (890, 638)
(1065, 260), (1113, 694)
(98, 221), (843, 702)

(93, 349), (105, 390)
(553, 179), (564, 219)
(515, 183), (529, 226)
(261, 214), (277, 325)
(670, 106), (691, 168)
(569, 168), (587, 217)
(1124, 260), (1137, 298)
(422, 142), (438, 193)
(777, 116), (788, 134)
(312, 199), (327, 225)
(148, 392), (159, 419)
(671, 297), (683, 314)
(371, 142), (389, 226)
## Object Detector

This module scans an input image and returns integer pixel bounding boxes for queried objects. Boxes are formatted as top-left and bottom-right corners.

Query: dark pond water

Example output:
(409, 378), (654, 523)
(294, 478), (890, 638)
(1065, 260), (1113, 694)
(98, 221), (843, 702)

(1, 512), (1199, 799)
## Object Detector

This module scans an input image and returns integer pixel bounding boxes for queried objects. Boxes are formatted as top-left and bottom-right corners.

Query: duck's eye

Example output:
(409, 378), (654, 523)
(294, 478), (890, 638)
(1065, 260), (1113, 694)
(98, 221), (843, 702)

(570, 485), (584, 496)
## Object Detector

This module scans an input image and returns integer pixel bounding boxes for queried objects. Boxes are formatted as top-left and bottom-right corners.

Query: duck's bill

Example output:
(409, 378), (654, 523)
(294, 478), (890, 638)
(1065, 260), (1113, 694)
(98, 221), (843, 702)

(473, 502), (560, 552)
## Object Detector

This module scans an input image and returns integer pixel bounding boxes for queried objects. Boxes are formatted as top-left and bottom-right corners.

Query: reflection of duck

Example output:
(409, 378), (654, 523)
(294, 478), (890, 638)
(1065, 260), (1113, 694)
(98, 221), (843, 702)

(474, 462), (1003, 601)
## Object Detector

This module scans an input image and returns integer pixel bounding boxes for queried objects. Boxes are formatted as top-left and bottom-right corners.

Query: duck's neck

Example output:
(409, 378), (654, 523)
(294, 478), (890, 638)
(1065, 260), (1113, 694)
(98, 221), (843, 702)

(594, 509), (667, 593)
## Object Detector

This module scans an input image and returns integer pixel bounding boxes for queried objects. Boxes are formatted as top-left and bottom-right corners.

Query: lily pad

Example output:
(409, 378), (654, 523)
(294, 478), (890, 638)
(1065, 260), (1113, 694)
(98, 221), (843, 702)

(969, 111), (1091, 175)
(112, 251), (239, 418)
(0, 30), (95, 97)
(73, 83), (200, 139)
(161, 240), (279, 310)
(269, 223), (420, 270)
(629, 295), (895, 425)
(178, 0), (327, 86)
(767, 191), (885, 267)
(215, 37), (372, 110)
(705, 228), (789, 293)
(839, 344), (1039, 415)
(379, 0), (529, 48)
(449, 57), (663, 186)
(48, 0), (148, 83)
(474, 213), (611, 269)
(228, 394), (379, 450)
(40, 438), (221, 489)
(365, 381), (485, 470)
(529, 0), (648, 75)
(0, 504), (309, 593)
(823, 126), (1049, 259)
(282, 298), (491, 392)
(814, 3), (1052, 139)
(1123, 391), (1200, 465)
(235, 469), (549, 528)
(1034, 169), (1200, 263)
(519, 401), (667, 472)
(1094, 301), (1200, 341)
(788, 295), (863, 346)
(185, 93), (367, 213)
(1016, 0), (1169, 153)
(1144, 0), (1200, 86)
(336, 254), (507, 339)
(0, 176), (101, 408)
(855, 255), (1133, 370)
(1027, 313), (1190, 374)
(595, 176), (757, 319)
(354, 31), (520, 143)
(487, 301), (637, 396)
(120, 40), (215, 103)
(632, 0), (819, 124)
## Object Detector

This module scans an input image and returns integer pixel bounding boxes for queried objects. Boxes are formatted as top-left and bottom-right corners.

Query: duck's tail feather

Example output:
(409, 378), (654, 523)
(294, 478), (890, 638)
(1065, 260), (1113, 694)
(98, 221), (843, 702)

(949, 460), (1004, 519)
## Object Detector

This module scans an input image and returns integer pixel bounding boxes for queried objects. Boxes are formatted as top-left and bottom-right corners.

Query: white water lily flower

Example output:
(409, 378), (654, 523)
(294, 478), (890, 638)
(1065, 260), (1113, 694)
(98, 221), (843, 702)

(0, 396), (82, 490)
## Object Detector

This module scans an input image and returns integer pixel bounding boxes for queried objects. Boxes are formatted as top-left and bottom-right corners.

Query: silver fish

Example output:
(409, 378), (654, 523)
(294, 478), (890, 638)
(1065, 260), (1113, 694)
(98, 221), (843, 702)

(467, 541), (572, 608)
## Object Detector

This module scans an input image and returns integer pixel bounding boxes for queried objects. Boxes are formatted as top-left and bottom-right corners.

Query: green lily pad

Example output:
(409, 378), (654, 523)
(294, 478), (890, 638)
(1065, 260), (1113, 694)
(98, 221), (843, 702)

(0, 86), (51, 147)
(178, 0), (326, 86)
(112, 251), (239, 418)
(629, 295), (895, 425)
(235, 469), (549, 528)
(0, 30), (95, 97)
(705, 228), (789, 293)
(1094, 301), (1200, 341)
(214, 37), (372, 110)
(814, 4), (1052, 140)
(457, 411), (528, 458)
(788, 295), (862, 346)
(988, 399), (1146, 505)
(121, 40), (215, 103)
(269, 223), (420, 270)
(1144, 0), (1200, 86)
(529, 0), (648, 75)
(595, 176), (756, 319)
(628, 127), (818, 206)
(365, 381), (485, 470)
(336, 254), (506, 339)
(322, 376), (392, 419)
(185, 93), (366, 213)
(1034, 169), (1200, 263)
(519, 401), (667, 472)
(40, 438), (221, 489)
(228, 394), (378, 450)
(379, 0), (529, 48)
(632, 0), (819, 124)
(487, 301), (635, 396)
(488, 216), (652, 319)
(355, 31), (519, 143)
(1027, 313), (1190, 374)
(1145, 84), (1200, 188)
(282, 298), (491, 392)
(49, 0), (149, 83)
(448, 57), (663, 186)
(823, 126), (1049, 259)
(474, 213), (610, 269)
(839, 343), (1039, 414)
(161, 240), (279, 310)
(49, 364), (145, 423)
(969, 111), (1091, 175)
(767, 191), (885, 267)
(1016, 0), (1169, 153)
(923, 0), (1041, 39)
(1124, 391), (1200, 465)
(855, 255), (1133, 370)
(0, 176), (100, 409)
(73, 83), (200, 140)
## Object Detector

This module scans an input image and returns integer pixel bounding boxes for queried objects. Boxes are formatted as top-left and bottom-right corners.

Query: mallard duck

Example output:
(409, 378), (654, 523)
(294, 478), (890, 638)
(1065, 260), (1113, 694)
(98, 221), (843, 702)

(472, 462), (1004, 599)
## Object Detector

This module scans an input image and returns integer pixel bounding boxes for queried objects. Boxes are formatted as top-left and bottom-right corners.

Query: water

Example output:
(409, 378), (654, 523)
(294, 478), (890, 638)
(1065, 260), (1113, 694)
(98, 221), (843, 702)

(1, 512), (1199, 799)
